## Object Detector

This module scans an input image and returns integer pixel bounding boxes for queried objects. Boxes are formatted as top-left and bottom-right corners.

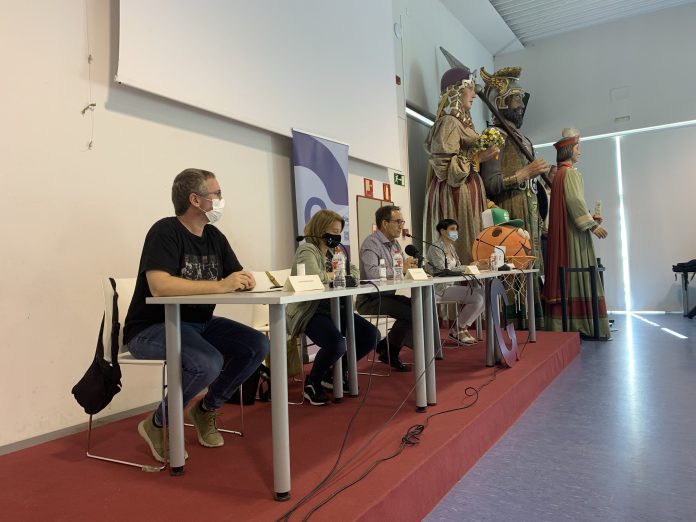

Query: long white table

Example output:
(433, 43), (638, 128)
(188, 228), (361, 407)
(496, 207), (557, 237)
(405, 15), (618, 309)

(147, 278), (434, 500)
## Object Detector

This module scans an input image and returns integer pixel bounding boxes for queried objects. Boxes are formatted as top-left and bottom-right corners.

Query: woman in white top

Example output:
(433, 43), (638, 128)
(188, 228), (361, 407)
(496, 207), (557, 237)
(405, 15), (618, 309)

(427, 218), (485, 344)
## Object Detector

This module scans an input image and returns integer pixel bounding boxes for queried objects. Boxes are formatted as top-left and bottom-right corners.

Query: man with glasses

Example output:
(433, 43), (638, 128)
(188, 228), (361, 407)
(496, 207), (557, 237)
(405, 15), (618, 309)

(123, 168), (269, 463)
(356, 205), (417, 372)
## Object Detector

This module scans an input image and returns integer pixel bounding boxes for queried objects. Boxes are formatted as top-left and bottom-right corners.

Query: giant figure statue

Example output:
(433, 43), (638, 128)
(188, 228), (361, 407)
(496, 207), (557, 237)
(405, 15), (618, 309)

(543, 129), (611, 339)
(423, 67), (499, 264)
(479, 67), (548, 328)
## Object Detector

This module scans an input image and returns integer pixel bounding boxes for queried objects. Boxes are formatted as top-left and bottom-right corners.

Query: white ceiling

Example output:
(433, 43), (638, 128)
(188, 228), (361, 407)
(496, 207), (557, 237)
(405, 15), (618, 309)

(443, 0), (696, 55)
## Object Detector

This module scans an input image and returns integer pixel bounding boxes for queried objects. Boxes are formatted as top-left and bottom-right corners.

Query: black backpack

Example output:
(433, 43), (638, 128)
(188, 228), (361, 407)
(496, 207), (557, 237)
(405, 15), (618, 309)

(71, 278), (122, 414)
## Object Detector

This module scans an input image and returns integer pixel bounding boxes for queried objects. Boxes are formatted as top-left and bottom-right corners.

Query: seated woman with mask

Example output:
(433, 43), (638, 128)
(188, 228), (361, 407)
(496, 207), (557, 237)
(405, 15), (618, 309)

(427, 218), (485, 344)
(286, 209), (379, 405)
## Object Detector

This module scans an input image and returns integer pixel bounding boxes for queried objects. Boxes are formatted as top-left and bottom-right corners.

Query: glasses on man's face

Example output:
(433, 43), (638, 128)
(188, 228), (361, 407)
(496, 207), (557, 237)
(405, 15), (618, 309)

(197, 190), (222, 199)
(388, 219), (406, 226)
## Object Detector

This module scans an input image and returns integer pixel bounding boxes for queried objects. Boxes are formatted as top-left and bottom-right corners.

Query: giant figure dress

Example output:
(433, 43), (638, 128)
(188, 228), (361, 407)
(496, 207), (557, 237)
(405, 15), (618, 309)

(543, 162), (610, 338)
(423, 115), (486, 265)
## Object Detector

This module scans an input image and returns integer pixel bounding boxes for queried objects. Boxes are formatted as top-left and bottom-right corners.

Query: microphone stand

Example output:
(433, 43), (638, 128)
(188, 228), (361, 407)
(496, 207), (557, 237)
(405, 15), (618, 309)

(473, 237), (510, 271)
(405, 233), (456, 275)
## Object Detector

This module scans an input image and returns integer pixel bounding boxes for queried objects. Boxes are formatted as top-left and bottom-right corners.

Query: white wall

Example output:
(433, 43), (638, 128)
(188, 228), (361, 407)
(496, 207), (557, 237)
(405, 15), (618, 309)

(494, 3), (696, 144)
(397, 0), (493, 129)
(0, 0), (403, 448)
(395, 0), (494, 241)
(620, 127), (696, 311)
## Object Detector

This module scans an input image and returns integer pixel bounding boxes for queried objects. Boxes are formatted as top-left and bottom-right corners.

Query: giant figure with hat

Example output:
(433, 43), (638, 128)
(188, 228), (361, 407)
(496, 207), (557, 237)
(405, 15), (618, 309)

(479, 66), (549, 328)
(423, 66), (500, 264)
(542, 128), (611, 339)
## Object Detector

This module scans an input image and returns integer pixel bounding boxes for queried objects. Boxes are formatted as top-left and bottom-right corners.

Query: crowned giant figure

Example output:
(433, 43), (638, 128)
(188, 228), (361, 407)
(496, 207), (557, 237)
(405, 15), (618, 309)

(479, 67), (548, 328)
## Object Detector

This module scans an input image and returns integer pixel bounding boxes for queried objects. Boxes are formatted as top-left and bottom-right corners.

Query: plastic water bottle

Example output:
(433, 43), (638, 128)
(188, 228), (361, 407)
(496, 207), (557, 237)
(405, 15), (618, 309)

(393, 251), (404, 281)
(378, 258), (387, 282)
(489, 251), (497, 271)
(332, 250), (346, 289)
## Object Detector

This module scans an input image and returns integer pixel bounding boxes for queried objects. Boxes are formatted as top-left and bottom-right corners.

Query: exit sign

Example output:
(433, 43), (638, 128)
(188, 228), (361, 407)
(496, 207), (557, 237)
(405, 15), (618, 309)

(393, 172), (405, 186)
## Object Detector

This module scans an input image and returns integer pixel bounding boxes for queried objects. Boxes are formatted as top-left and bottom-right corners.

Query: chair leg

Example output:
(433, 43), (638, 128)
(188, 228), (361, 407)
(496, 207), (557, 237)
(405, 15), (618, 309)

(217, 387), (244, 436)
(85, 414), (166, 472)
(289, 338), (305, 405)
(360, 316), (391, 377)
(443, 303), (467, 348)
(85, 362), (168, 473)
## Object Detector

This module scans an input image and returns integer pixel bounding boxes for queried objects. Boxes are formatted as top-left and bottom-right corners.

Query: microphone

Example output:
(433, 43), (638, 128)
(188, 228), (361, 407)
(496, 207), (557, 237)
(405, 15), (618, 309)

(404, 244), (423, 268)
(405, 233), (448, 270)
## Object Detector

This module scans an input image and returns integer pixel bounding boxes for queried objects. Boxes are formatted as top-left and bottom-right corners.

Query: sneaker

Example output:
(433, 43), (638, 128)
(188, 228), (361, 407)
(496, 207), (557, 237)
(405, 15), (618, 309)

(137, 416), (189, 463)
(303, 382), (330, 406)
(320, 374), (349, 393)
(187, 400), (224, 448)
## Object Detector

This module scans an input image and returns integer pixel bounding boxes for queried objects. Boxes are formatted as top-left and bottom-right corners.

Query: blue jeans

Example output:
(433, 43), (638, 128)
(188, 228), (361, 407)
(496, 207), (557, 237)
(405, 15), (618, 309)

(304, 312), (379, 382)
(128, 317), (269, 425)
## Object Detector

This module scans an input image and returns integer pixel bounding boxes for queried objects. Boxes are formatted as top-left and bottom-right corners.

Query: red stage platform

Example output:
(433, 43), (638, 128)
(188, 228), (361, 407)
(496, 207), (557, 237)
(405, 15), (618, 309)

(0, 331), (579, 521)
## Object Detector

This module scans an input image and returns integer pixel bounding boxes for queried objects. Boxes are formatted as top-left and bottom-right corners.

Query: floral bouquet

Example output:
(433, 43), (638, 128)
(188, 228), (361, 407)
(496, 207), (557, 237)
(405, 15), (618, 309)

(475, 127), (505, 152)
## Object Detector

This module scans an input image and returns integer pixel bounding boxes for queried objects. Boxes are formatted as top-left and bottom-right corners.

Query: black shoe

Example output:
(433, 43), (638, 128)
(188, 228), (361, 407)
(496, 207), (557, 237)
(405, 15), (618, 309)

(303, 382), (329, 406)
(377, 350), (411, 372)
(320, 375), (349, 393)
(375, 338), (388, 357)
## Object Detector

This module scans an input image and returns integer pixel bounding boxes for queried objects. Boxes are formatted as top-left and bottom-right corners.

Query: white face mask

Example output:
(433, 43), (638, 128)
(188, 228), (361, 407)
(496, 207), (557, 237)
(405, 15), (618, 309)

(448, 231), (459, 241)
(201, 197), (225, 224)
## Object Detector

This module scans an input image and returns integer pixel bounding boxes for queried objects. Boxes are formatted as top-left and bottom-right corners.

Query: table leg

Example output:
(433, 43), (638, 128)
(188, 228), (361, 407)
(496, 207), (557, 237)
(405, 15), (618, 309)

(423, 285), (436, 406)
(343, 296), (359, 397)
(432, 286), (443, 360)
(330, 298), (343, 402)
(411, 287), (427, 412)
(164, 304), (185, 475)
(485, 279), (495, 367)
(526, 272), (536, 342)
(269, 304), (291, 501)
(682, 272), (689, 317)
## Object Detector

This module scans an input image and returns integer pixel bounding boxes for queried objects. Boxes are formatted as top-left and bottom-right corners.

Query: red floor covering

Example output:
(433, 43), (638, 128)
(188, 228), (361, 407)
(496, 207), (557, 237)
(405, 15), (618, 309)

(0, 331), (579, 522)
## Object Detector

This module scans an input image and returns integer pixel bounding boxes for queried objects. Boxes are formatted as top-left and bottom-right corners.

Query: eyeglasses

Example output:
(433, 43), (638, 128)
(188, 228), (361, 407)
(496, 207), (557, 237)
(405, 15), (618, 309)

(388, 219), (406, 226)
(196, 190), (222, 199)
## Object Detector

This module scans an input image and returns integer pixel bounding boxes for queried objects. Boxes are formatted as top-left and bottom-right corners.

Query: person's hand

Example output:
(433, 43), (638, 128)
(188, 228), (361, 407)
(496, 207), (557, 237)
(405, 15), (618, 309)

(592, 226), (608, 239)
(404, 257), (418, 271)
(479, 145), (500, 163)
(592, 214), (603, 224)
(224, 270), (256, 291)
(518, 158), (548, 182)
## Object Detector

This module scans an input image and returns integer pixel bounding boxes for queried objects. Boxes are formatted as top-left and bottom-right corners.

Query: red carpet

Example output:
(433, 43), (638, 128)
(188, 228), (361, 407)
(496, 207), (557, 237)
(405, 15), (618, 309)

(0, 331), (579, 521)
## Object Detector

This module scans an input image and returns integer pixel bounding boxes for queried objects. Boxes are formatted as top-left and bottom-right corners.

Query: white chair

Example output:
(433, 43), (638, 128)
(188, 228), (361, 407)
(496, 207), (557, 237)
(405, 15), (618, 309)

(434, 293), (484, 353)
(85, 277), (242, 472)
(359, 313), (396, 377)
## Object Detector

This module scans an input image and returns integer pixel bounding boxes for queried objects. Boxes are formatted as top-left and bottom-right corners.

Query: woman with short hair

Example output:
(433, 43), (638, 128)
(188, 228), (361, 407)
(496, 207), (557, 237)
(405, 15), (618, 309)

(427, 218), (485, 344)
(287, 209), (379, 405)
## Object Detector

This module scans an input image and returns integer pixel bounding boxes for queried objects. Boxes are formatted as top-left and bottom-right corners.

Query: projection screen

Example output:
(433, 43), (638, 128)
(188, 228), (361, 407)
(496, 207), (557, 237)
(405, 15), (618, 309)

(117, 0), (401, 169)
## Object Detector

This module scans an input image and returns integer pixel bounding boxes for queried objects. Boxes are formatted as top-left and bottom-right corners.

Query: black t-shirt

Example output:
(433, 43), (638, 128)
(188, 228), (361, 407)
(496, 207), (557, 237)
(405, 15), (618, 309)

(123, 217), (242, 344)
